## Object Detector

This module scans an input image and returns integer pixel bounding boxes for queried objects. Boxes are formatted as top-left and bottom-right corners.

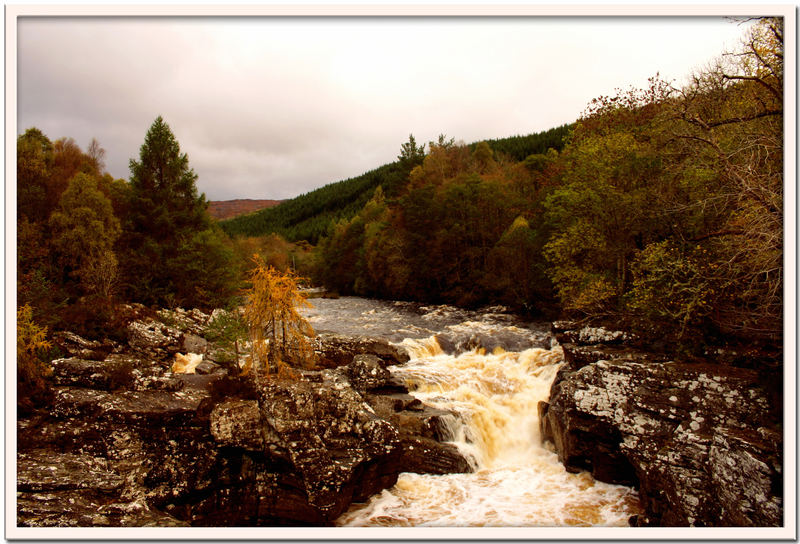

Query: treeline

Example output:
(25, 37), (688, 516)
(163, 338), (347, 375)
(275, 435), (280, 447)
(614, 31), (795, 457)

(18, 116), (238, 340)
(311, 19), (783, 350)
(219, 126), (572, 244)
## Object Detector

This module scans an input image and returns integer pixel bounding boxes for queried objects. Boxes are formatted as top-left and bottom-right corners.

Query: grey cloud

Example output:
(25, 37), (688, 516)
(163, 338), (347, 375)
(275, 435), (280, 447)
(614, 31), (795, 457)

(17, 16), (751, 201)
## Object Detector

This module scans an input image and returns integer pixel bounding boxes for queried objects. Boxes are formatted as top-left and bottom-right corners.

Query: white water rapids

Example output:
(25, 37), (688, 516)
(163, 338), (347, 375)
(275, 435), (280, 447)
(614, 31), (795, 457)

(303, 297), (643, 527)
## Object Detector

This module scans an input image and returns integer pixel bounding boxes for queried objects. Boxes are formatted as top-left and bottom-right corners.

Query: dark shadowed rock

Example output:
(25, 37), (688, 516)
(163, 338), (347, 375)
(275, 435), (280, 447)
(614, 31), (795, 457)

(210, 400), (264, 451)
(51, 332), (118, 361)
(51, 357), (135, 390)
(181, 333), (209, 355)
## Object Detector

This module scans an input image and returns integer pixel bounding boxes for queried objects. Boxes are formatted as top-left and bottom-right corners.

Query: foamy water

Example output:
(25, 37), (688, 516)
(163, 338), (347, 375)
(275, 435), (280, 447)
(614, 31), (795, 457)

(336, 341), (642, 527)
(302, 297), (641, 527)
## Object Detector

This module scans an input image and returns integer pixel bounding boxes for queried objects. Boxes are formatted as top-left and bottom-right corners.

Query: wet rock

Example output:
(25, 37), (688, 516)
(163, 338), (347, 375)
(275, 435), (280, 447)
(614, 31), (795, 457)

(398, 436), (472, 474)
(365, 384), (472, 474)
(313, 333), (410, 369)
(540, 356), (782, 527)
(346, 354), (392, 392)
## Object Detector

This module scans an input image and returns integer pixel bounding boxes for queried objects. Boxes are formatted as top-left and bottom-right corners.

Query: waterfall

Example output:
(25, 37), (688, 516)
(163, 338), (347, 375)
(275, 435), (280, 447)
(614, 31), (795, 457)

(336, 343), (642, 527)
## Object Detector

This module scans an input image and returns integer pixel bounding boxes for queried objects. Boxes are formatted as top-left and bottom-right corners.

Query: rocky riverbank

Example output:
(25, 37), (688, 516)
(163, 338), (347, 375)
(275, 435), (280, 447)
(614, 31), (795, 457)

(538, 322), (783, 527)
(16, 306), (470, 527)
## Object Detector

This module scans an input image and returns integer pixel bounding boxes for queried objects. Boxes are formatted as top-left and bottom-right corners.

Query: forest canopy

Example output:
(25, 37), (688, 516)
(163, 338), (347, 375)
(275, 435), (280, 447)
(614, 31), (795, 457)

(17, 18), (784, 361)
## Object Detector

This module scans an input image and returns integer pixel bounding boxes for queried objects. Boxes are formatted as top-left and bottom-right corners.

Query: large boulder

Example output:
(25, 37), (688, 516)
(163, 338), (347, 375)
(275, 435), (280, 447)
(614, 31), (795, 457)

(539, 326), (782, 527)
(313, 333), (410, 369)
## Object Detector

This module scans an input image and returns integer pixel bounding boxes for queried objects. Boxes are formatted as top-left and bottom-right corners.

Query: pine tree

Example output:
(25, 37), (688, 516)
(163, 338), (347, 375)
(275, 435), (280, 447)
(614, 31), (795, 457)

(120, 116), (235, 308)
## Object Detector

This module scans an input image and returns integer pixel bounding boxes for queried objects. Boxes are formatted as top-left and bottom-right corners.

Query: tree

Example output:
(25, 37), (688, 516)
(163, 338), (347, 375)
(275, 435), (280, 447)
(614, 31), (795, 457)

(120, 116), (235, 308)
(17, 128), (54, 223)
(17, 304), (53, 414)
(48, 172), (121, 297)
(242, 257), (315, 376)
(397, 134), (425, 169)
(667, 17), (783, 339)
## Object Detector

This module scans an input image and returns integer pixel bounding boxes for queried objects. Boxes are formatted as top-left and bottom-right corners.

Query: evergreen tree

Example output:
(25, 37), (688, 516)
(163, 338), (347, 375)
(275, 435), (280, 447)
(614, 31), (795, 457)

(120, 116), (235, 308)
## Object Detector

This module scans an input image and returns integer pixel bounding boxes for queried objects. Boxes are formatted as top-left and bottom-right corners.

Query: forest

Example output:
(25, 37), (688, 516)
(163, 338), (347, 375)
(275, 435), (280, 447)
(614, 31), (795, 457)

(17, 18), (783, 406)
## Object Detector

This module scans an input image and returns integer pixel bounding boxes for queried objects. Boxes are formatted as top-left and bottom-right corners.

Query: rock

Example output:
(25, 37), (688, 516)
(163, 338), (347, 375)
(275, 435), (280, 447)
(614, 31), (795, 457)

(540, 357), (782, 527)
(18, 308), (472, 528)
(51, 356), (135, 390)
(346, 354), (392, 392)
(18, 450), (124, 493)
(181, 334), (208, 355)
(157, 308), (212, 336)
(51, 332), (118, 361)
(194, 360), (224, 375)
(210, 400), (264, 451)
(553, 323), (636, 346)
(127, 319), (183, 357)
(313, 333), (410, 369)
(52, 387), (210, 425)
(561, 343), (668, 371)
(364, 385), (472, 474)
(255, 376), (403, 522)
(397, 436), (473, 474)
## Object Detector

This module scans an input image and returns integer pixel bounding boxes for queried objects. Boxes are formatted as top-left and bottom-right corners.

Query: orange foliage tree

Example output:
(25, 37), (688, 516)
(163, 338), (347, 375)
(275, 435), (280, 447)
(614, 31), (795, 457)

(242, 256), (315, 377)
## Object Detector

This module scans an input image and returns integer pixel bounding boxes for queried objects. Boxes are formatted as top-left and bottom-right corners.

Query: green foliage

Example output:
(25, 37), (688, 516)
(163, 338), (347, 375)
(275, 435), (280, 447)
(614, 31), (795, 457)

(204, 309), (248, 350)
(119, 116), (237, 309)
(398, 133), (426, 169)
(626, 241), (722, 341)
(49, 172), (121, 296)
(17, 128), (54, 223)
(220, 127), (572, 245)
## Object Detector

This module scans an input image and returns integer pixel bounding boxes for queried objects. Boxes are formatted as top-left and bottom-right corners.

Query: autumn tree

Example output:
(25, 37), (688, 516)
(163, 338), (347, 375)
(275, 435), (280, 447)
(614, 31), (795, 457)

(663, 17), (784, 339)
(242, 257), (315, 376)
(17, 304), (53, 414)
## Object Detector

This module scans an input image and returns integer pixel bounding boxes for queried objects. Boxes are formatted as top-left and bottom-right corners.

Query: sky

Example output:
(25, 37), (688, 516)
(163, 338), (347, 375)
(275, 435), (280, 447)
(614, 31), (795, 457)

(16, 14), (755, 201)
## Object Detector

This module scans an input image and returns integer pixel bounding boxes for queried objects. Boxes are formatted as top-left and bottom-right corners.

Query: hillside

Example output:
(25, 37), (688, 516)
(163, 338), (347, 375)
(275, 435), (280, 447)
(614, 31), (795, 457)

(207, 199), (283, 221)
(219, 124), (572, 244)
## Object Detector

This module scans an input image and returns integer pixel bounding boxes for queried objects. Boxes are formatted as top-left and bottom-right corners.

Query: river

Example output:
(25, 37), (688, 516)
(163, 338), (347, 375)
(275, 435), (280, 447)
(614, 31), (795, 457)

(302, 296), (643, 527)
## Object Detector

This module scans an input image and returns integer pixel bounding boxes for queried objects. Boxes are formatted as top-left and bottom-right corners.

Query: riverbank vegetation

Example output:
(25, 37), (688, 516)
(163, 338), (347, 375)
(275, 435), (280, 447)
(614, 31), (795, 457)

(17, 18), (783, 375)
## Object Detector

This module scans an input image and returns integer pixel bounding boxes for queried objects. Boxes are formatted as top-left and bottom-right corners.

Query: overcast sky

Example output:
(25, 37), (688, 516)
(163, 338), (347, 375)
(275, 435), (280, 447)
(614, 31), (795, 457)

(17, 15), (753, 201)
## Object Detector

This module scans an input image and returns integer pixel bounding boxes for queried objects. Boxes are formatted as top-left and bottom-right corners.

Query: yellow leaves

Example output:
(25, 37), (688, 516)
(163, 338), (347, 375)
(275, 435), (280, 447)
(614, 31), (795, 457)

(242, 255), (315, 376)
(17, 305), (51, 360)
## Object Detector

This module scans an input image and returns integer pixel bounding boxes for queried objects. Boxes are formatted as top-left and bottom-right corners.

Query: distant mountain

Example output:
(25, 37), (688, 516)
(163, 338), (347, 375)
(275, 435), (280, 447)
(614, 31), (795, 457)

(207, 199), (283, 221)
